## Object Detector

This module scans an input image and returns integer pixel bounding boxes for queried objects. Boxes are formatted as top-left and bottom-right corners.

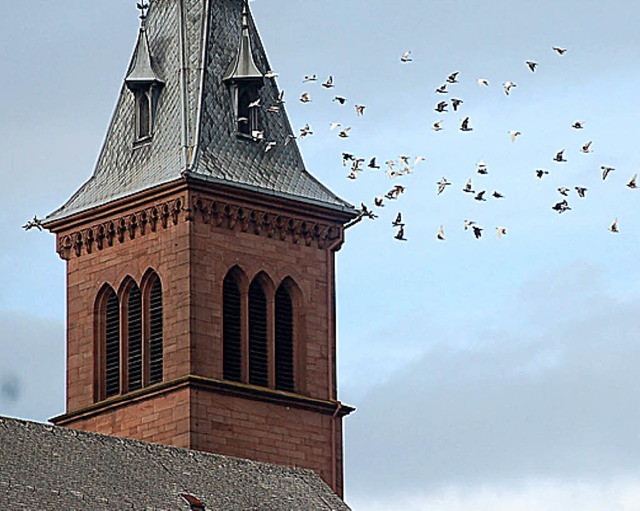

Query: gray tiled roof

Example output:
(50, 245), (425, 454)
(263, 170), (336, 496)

(0, 416), (351, 510)
(46, 0), (352, 223)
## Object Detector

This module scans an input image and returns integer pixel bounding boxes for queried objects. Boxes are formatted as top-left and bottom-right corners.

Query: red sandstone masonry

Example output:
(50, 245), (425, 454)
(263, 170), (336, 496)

(50, 183), (354, 497)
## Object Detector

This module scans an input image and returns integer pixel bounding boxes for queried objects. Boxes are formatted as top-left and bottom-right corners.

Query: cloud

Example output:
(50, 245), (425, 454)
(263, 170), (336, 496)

(349, 477), (640, 511)
(345, 261), (640, 502)
(0, 311), (65, 422)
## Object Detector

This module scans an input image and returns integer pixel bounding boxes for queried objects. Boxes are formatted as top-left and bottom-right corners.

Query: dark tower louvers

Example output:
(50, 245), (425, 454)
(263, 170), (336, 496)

(43, 0), (356, 499)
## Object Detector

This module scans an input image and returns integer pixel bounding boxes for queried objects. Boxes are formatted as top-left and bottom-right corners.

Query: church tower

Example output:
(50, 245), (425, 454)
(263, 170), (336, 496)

(43, 0), (356, 497)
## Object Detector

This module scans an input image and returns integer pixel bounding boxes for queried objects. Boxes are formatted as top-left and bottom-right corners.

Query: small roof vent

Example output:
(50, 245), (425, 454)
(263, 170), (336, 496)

(181, 493), (206, 511)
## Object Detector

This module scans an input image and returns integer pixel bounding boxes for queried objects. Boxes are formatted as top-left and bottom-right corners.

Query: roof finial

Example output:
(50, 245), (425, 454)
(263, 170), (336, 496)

(242, 0), (249, 30)
(137, 2), (150, 24)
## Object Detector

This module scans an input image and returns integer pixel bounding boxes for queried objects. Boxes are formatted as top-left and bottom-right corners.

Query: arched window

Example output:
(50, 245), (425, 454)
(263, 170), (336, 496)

(104, 289), (121, 398)
(136, 91), (152, 140)
(127, 284), (143, 392)
(275, 284), (295, 392)
(248, 279), (268, 387)
(148, 277), (163, 385)
(223, 272), (243, 382)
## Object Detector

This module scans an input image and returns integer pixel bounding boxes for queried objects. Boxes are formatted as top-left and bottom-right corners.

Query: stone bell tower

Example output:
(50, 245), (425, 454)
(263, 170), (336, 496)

(43, 0), (356, 497)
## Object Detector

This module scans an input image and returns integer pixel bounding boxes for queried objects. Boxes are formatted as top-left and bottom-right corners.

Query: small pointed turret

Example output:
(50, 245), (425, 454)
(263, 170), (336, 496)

(125, 5), (164, 91)
(223, 0), (264, 84)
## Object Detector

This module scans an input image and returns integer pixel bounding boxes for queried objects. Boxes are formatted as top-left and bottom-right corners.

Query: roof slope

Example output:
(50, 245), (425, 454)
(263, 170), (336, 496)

(46, 0), (352, 223)
(0, 416), (351, 510)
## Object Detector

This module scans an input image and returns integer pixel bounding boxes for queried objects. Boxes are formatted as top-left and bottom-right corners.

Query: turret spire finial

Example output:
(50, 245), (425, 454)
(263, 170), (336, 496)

(137, 2), (150, 24)
(241, 0), (249, 30)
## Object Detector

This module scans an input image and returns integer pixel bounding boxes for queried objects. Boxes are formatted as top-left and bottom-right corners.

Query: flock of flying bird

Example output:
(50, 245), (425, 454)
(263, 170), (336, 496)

(262, 45), (638, 242)
(22, 44), (636, 242)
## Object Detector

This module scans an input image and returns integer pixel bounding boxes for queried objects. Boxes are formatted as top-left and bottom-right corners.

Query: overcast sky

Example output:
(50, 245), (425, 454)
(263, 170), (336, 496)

(2, 1), (640, 510)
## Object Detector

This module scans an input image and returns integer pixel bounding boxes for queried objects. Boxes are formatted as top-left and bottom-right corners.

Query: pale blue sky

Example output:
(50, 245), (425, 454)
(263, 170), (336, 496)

(2, 1), (640, 509)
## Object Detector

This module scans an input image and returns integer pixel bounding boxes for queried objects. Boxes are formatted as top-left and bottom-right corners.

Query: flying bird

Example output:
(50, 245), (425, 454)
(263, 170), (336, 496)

(303, 74), (317, 82)
(627, 174), (638, 189)
(472, 226), (483, 239)
(558, 187), (570, 196)
(338, 127), (352, 138)
(496, 227), (508, 239)
(333, 96), (347, 105)
(355, 105), (366, 116)
(601, 166), (615, 180)
(525, 60), (538, 72)
(451, 98), (463, 111)
(264, 69), (279, 79)
(22, 216), (43, 231)
(477, 78), (489, 87)
(552, 46), (567, 55)
(248, 98), (261, 109)
(435, 101), (448, 113)
(571, 121), (585, 129)
(552, 199), (571, 213)
(299, 92), (311, 103)
(432, 120), (443, 131)
(400, 51), (413, 63)
(436, 225), (446, 241)
(264, 141), (276, 153)
(435, 84), (448, 94)
(329, 122), (342, 131)
(299, 124), (313, 139)
(509, 130), (521, 143)
(463, 178), (475, 193)
(460, 117), (473, 132)
(464, 219), (476, 230)
(392, 212), (404, 227)
(437, 177), (451, 195)
(580, 141), (593, 153)
(477, 160), (488, 175)
(536, 169), (549, 180)
(609, 217), (619, 233)
(447, 72), (459, 84)
(322, 75), (334, 88)
(503, 81), (517, 95)
(492, 191), (505, 199)
(575, 186), (588, 198)
(394, 225), (407, 241)
(359, 203), (378, 220)
(374, 196), (385, 207)
(553, 150), (567, 163)
(368, 157), (380, 170)
(474, 190), (487, 201)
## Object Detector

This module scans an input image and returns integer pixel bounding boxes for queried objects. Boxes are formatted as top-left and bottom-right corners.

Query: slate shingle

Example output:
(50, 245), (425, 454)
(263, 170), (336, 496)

(46, 0), (352, 223)
(0, 416), (351, 511)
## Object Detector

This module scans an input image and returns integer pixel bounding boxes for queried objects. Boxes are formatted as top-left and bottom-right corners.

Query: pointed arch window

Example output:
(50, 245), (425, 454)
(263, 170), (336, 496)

(275, 284), (295, 392)
(148, 277), (164, 385)
(223, 272), (243, 382)
(95, 271), (164, 403)
(104, 289), (121, 399)
(248, 280), (269, 387)
(135, 90), (153, 140)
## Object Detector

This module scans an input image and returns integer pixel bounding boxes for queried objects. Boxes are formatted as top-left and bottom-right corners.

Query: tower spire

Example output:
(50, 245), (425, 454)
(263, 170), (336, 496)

(125, 2), (163, 90)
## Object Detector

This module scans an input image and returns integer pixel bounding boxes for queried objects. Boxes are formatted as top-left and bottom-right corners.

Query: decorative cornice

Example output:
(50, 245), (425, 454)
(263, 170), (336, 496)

(56, 191), (346, 260)
(51, 375), (355, 425)
(191, 194), (343, 250)
(57, 196), (185, 260)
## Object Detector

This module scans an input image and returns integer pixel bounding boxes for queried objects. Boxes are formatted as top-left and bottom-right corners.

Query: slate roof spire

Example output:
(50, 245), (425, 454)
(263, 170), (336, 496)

(124, 3), (164, 91)
(223, 0), (264, 83)
(45, 0), (354, 225)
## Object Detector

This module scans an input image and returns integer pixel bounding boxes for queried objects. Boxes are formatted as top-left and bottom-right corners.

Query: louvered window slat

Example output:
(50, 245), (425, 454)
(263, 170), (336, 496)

(223, 276), (243, 382)
(248, 282), (268, 387)
(105, 292), (120, 398)
(275, 286), (295, 392)
(128, 285), (143, 392)
(149, 279), (163, 385)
